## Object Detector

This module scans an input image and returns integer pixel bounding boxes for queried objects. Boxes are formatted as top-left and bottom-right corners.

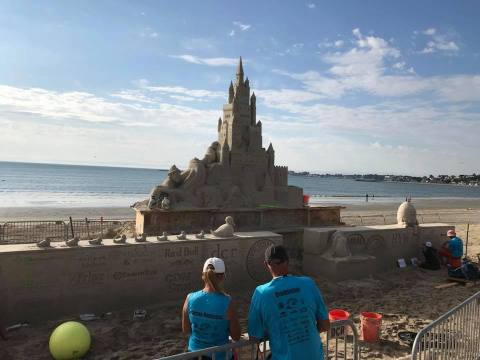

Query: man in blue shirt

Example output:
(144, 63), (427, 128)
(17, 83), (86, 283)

(439, 229), (464, 267)
(248, 245), (330, 360)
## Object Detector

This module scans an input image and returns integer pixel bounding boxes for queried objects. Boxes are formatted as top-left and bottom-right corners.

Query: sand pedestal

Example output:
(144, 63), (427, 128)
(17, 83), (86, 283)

(0, 231), (281, 324)
(303, 223), (453, 281)
(135, 205), (343, 235)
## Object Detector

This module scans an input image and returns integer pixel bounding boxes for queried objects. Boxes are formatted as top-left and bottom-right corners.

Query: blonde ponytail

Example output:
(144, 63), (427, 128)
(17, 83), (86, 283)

(202, 268), (226, 294)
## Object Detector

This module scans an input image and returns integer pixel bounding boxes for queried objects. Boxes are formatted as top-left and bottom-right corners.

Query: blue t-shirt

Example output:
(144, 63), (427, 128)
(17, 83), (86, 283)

(448, 237), (463, 258)
(187, 290), (231, 360)
(248, 275), (328, 360)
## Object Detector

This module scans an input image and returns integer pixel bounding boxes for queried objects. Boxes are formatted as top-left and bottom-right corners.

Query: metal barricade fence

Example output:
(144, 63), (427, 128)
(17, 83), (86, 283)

(0, 219), (131, 244)
(411, 291), (480, 360)
(2, 220), (67, 244)
(341, 211), (480, 226)
(70, 219), (125, 240)
(155, 319), (360, 360)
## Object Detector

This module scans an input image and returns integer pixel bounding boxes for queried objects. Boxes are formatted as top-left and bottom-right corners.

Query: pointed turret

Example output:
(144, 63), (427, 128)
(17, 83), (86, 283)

(267, 143), (274, 153)
(267, 143), (275, 176)
(228, 81), (234, 103)
(220, 132), (230, 166)
(250, 92), (256, 126)
(236, 57), (244, 85)
(218, 117), (222, 133)
(245, 77), (250, 88)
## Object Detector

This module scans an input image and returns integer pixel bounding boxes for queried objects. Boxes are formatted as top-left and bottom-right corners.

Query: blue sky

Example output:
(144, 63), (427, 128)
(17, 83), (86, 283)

(0, 0), (479, 175)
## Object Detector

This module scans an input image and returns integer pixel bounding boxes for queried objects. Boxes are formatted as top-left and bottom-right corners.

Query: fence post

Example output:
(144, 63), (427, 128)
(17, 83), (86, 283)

(465, 223), (470, 257)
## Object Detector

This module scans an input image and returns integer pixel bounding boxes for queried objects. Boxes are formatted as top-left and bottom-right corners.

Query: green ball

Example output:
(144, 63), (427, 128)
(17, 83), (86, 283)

(49, 321), (91, 360)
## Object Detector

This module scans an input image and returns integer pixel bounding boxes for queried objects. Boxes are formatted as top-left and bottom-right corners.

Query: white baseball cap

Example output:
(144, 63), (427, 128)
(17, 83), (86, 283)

(203, 257), (225, 273)
(425, 241), (432, 247)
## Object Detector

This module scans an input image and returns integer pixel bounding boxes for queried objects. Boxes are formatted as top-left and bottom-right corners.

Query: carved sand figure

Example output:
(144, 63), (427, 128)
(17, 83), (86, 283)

(135, 234), (147, 243)
(157, 232), (168, 241)
(323, 231), (352, 258)
(161, 196), (170, 210)
(134, 57), (303, 211)
(211, 216), (235, 238)
(66, 236), (80, 247)
(36, 238), (51, 248)
(195, 230), (205, 239)
(89, 237), (103, 246)
(113, 235), (127, 244)
(397, 200), (418, 227)
(177, 231), (187, 240)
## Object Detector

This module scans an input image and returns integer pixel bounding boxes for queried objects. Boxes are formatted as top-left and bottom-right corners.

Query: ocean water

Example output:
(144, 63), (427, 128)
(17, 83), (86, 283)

(1, 161), (480, 207)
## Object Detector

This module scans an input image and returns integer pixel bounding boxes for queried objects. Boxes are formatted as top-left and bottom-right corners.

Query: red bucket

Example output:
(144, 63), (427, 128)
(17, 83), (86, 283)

(329, 309), (350, 338)
(303, 194), (310, 206)
(329, 309), (350, 322)
(361, 312), (382, 342)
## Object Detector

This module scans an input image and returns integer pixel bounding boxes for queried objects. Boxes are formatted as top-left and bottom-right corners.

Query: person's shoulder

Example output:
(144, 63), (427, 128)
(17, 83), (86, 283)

(290, 275), (316, 286)
(253, 280), (275, 295)
(188, 290), (204, 300)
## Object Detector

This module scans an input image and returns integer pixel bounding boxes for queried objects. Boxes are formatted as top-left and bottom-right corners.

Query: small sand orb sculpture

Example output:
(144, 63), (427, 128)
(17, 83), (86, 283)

(49, 321), (91, 360)
(397, 200), (418, 227)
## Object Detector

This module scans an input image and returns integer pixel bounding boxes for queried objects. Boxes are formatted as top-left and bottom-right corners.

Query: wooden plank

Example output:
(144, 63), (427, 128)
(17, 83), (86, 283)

(435, 282), (459, 289)
(447, 277), (472, 284)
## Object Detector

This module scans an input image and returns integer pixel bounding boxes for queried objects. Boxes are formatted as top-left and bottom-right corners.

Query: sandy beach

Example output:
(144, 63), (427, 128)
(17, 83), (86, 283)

(2, 197), (480, 222)
(1, 202), (479, 359)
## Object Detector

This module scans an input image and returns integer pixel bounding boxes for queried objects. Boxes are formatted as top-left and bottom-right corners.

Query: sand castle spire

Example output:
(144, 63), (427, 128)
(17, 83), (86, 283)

(236, 56), (244, 85)
(229, 81), (234, 102)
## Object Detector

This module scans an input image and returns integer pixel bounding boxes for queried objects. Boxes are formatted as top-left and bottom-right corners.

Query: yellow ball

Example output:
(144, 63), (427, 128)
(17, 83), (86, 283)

(49, 321), (91, 360)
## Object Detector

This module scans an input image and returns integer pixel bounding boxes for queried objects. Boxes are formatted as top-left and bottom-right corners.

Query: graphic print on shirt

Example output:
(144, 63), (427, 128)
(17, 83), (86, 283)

(274, 287), (312, 346)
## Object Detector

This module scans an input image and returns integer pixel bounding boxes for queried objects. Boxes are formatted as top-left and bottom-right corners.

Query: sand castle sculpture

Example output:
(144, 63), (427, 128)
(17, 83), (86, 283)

(134, 57), (302, 211)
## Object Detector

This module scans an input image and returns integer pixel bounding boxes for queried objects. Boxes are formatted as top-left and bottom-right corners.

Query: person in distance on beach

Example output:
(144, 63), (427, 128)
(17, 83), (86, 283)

(248, 245), (330, 360)
(182, 257), (240, 360)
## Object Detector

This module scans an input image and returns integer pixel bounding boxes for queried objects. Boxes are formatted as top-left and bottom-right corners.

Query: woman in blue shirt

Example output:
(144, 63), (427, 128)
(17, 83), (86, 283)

(182, 257), (241, 360)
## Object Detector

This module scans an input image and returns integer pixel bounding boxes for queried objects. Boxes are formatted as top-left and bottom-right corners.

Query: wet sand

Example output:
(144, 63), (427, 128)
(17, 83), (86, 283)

(1, 204), (480, 359)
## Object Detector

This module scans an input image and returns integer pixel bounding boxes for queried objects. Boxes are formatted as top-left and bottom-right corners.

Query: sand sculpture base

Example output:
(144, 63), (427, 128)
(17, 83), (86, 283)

(0, 232), (281, 324)
(303, 223), (454, 281)
(135, 205), (343, 235)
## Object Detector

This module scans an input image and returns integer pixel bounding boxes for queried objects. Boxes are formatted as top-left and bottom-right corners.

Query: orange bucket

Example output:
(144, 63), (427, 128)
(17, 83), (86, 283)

(361, 312), (382, 342)
(303, 194), (310, 205)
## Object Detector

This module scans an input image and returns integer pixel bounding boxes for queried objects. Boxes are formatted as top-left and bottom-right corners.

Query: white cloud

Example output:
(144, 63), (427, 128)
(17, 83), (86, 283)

(182, 38), (216, 51)
(145, 85), (224, 100)
(170, 54), (238, 66)
(277, 28), (476, 101)
(229, 30), (235, 37)
(423, 28), (436, 36)
(0, 85), (221, 130)
(334, 40), (344, 48)
(420, 29), (459, 54)
(233, 21), (251, 31)
(140, 28), (158, 38)
(307, 3), (316, 9)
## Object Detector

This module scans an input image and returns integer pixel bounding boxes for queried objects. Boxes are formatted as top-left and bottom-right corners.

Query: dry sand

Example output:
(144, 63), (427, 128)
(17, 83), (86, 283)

(1, 204), (480, 359)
